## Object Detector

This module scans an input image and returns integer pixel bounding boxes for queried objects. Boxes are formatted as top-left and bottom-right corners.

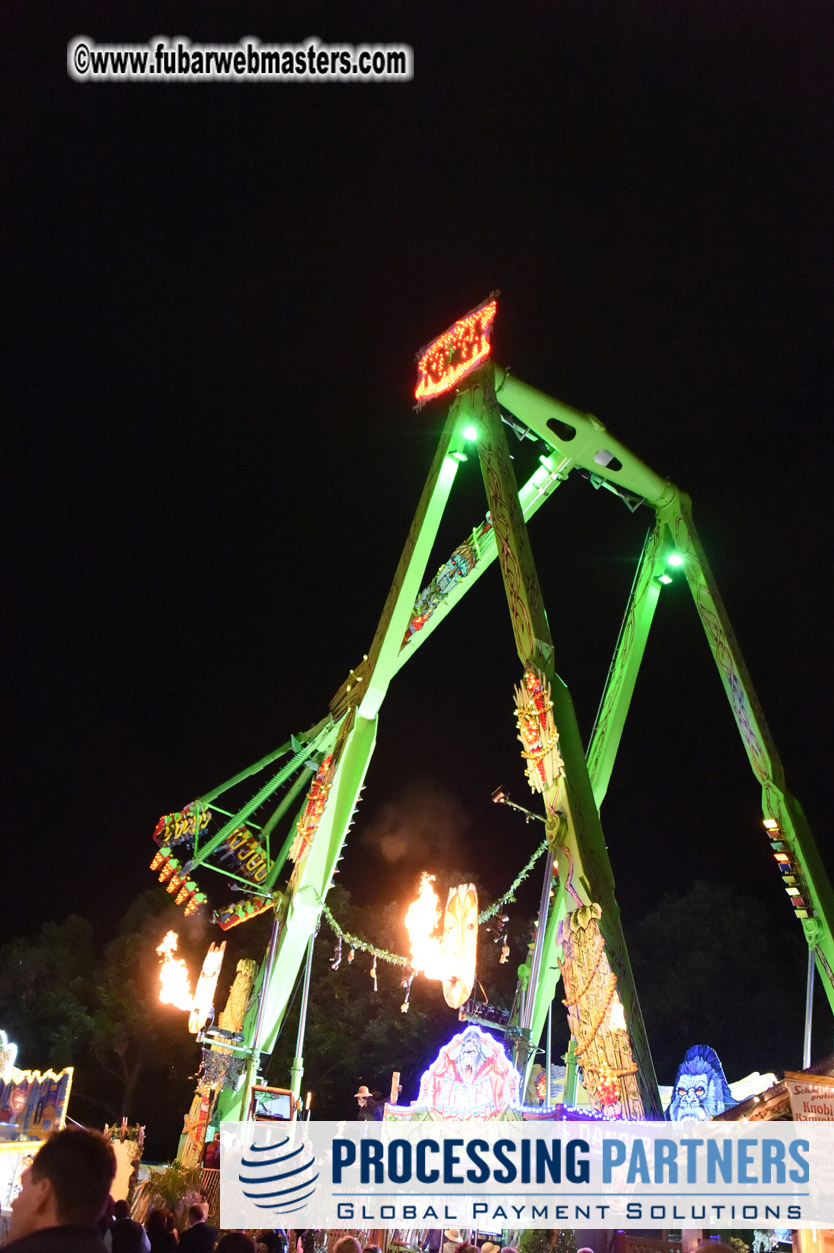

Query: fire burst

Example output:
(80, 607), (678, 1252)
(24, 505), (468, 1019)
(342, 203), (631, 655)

(404, 873), (445, 980)
(156, 930), (194, 1011)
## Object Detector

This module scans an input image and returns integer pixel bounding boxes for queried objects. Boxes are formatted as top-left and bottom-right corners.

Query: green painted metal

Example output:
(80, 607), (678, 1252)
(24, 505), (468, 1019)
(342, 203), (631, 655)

(391, 452), (571, 674)
(585, 523), (665, 810)
(496, 373), (834, 1023)
(259, 767), (317, 880)
(463, 367), (662, 1117)
(191, 728), (331, 869)
(493, 368), (676, 510)
(196, 740), (293, 806)
(214, 406), (465, 1122)
(658, 489), (834, 1013)
(195, 351), (831, 1132)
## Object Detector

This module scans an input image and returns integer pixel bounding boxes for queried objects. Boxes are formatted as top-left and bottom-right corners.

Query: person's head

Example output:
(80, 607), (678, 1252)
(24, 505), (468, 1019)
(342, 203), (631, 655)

(335, 1238), (362, 1253)
(500, 1247), (519, 1253)
(188, 1202), (208, 1226)
(216, 1235), (256, 1253)
(10, 1126), (116, 1240)
(364, 1245), (383, 1253)
(113, 1199), (131, 1220)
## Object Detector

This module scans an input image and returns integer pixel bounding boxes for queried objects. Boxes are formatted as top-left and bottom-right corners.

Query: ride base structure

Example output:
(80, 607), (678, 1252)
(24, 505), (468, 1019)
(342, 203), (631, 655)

(151, 302), (833, 1145)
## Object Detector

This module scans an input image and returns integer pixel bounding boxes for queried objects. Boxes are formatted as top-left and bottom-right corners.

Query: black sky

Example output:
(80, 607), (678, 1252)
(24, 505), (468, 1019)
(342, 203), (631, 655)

(3, 0), (833, 1080)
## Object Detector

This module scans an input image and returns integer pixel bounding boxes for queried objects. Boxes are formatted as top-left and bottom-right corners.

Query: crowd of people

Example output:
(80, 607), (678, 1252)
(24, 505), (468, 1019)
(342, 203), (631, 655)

(3, 1126), (742, 1253)
(4, 1128), (289, 1253)
(4, 1129), (521, 1253)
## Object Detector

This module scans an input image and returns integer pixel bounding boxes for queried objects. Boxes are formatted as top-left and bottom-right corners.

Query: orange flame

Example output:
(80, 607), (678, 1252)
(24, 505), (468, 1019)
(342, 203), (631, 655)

(404, 873), (446, 980)
(156, 930), (194, 1011)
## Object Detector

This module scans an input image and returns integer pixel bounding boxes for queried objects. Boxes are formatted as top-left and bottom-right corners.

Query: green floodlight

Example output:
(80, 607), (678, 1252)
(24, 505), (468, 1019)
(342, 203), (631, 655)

(462, 424), (479, 442)
(452, 450), (468, 462)
(667, 552), (684, 567)
(658, 573), (673, 585)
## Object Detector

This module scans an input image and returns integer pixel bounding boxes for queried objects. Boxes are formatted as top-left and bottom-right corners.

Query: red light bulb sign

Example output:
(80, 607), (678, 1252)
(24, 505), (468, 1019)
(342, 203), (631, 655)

(415, 298), (497, 405)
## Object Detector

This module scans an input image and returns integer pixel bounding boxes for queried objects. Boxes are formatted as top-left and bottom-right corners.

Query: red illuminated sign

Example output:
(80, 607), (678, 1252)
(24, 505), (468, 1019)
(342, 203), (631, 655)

(415, 298), (497, 405)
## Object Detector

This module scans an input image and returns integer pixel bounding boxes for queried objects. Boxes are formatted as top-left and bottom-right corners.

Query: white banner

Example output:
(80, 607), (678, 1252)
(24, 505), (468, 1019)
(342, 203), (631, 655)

(220, 1119), (834, 1230)
(785, 1071), (834, 1122)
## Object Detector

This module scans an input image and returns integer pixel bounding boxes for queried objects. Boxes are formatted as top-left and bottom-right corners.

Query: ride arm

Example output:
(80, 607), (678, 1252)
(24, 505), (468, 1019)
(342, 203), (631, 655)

(215, 403), (467, 1121)
(658, 488), (834, 1011)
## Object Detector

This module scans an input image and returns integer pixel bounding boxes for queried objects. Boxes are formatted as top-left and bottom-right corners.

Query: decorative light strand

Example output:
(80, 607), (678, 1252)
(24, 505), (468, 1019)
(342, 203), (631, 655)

(316, 837), (548, 966)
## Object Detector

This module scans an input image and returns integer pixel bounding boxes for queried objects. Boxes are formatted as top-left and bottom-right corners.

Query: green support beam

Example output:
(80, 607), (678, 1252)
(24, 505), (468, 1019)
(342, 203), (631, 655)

(215, 402), (466, 1121)
(200, 354), (832, 1130)
(464, 366), (662, 1118)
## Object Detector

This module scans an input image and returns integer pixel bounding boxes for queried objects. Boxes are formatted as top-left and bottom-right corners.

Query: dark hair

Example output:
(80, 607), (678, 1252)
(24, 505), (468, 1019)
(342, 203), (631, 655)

(216, 1235), (256, 1253)
(145, 1209), (167, 1235)
(113, 1199), (131, 1220)
(31, 1127), (116, 1226)
(188, 1203), (207, 1224)
(334, 1239), (361, 1253)
(364, 1246), (383, 1253)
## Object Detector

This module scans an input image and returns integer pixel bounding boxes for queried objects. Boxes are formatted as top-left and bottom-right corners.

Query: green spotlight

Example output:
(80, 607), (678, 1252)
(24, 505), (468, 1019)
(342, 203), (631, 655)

(667, 553), (684, 567)
(452, 450), (468, 462)
(462, 424), (478, 442)
(658, 574), (673, 585)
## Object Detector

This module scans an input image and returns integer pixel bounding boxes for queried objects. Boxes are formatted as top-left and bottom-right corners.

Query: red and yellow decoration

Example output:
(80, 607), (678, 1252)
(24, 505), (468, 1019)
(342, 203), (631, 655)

(558, 904), (643, 1119)
(149, 849), (207, 917)
(221, 825), (271, 883)
(514, 666), (565, 794)
(213, 894), (274, 931)
(289, 754), (334, 867)
(153, 805), (210, 846)
(414, 298), (498, 406)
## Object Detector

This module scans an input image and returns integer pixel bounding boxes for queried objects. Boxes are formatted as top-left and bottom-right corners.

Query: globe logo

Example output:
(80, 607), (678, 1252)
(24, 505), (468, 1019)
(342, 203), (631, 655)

(238, 1136), (319, 1216)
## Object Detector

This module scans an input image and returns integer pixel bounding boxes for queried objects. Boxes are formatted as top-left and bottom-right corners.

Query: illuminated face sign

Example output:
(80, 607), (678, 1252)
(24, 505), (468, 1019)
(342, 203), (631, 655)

(415, 298), (497, 405)
(417, 1025), (521, 1120)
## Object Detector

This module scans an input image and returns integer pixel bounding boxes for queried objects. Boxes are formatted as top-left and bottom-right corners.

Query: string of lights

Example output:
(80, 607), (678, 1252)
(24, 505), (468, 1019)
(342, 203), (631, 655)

(316, 837), (549, 966)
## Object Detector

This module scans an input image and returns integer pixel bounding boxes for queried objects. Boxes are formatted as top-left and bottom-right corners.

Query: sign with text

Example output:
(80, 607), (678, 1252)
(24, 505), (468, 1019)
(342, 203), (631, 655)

(414, 299), (497, 406)
(220, 1119), (834, 1231)
(785, 1071), (834, 1121)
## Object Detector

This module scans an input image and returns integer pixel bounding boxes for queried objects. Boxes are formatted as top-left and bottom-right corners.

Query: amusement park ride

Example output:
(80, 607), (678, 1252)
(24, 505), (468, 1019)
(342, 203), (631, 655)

(150, 298), (834, 1148)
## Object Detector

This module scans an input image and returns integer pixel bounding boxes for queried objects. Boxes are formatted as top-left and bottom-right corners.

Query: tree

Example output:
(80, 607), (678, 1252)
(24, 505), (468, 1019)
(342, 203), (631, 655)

(0, 915), (95, 1066)
(629, 879), (809, 1086)
(88, 891), (202, 1138)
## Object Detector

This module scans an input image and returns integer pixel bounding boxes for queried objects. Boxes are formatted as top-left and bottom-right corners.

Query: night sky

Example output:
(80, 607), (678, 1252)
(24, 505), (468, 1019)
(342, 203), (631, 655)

(3, 1), (833, 1086)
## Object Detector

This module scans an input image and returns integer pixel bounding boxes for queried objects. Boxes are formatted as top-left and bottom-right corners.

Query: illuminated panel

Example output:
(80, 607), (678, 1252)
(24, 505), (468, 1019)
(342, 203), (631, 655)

(414, 1024), (521, 1120)
(415, 298), (497, 405)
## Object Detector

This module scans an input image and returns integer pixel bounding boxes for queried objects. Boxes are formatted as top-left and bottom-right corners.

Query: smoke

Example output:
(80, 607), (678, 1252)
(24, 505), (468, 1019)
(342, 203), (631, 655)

(357, 782), (470, 874)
